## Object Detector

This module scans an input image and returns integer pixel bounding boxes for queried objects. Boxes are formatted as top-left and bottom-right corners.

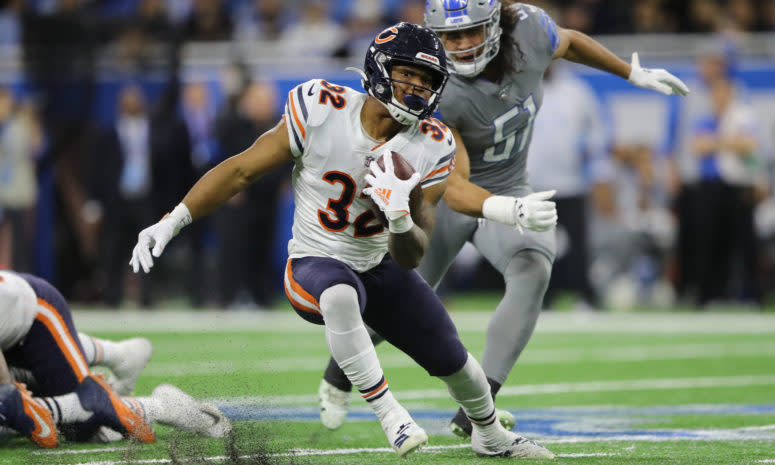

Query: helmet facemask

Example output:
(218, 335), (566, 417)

(443, 20), (501, 77)
(425, 0), (502, 78)
(366, 50), (448, 126)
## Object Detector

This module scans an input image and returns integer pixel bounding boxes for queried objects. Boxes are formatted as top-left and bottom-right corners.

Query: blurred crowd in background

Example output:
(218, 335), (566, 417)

(2, 0), (775, 50)
(0, 0), (774, 311)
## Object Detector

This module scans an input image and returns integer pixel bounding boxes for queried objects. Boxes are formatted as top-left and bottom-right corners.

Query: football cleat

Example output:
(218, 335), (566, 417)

(381, 409), (428, 457)
(107, 337), (153, 396)
(0, 383), (58, 448)
(472, 427), (554, 459)
(150, 384), (231, 437)
(318, 379), (351, 430)
(450, 407), (516, 438)
(76, 374), (155, 443)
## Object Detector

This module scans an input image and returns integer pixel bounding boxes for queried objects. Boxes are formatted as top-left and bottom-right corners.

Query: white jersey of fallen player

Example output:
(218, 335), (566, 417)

(0, 271), (38, 351)
(284, 79), (456, 272)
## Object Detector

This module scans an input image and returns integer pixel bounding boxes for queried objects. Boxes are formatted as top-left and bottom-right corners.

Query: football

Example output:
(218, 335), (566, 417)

(367, 151), (424, 228)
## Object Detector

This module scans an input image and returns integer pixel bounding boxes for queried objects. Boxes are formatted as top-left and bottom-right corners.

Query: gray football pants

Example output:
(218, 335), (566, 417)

(417, 198), (554, 384)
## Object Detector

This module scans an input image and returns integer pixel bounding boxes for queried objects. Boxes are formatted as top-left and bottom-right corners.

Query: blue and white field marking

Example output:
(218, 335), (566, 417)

(43, 446), (617, 463)
(36, 403), (774, 464)
(218, 403), (775, 442)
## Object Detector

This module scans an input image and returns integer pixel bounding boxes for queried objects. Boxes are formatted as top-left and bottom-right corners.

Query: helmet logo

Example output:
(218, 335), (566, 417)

(416, 52), (440, 66)
(375, 27), (399, 44)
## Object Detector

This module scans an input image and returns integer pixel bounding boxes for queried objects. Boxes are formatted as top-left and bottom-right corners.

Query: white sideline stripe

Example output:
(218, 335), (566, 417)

(71, 309), (775, 334)
(69, 445), (616, 464)
(212, 374), (775, 406)
(141, 341), (775, 376)
(741, 424), (775, 431)
(756, 460), (775, 463)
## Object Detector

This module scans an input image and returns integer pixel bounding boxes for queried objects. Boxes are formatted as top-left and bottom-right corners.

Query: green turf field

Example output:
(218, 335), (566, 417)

(5, 309), (775, 464)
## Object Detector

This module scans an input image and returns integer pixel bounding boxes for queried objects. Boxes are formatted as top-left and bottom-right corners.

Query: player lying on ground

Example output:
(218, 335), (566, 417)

(130, 22), (554, 459)
(318, 0), (690, 439)
(0, 270), (229, 447)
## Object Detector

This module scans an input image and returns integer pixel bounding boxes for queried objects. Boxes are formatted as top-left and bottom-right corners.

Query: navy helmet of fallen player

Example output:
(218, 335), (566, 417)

(425, 0), (502, 77)
(359, 22), (449, 125)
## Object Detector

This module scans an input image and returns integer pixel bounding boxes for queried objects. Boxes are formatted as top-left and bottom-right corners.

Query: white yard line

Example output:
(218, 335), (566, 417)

(211, 374), (775, 406)
(72, 309), (775, 334)
(138, 341), (775, 376)
(69, 445), (617, 465)
(741, 424), (775, 431)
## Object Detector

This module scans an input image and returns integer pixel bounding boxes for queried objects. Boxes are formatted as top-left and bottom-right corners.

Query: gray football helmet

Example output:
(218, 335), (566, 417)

(425, 0), (502, 77)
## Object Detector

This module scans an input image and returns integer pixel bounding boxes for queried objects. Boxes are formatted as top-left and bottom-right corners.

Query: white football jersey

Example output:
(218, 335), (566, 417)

(283, 79), (456, 272)
(0, 271), (38, 351)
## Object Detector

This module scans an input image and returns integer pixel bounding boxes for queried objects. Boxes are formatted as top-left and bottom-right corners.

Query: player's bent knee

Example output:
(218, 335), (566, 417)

(320, 284), (363, 331)
(505, 250), (552, 291)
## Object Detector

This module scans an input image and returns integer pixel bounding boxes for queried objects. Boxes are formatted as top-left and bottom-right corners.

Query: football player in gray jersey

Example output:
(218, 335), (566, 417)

(319, 0), (689, 437)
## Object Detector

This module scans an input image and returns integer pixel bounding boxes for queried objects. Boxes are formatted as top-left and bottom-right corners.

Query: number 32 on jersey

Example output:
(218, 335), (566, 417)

(483, 94), (537, 163)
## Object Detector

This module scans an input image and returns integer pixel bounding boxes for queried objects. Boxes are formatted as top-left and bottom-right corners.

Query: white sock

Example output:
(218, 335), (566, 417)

(126, 397), (159, 424)
(37, 394), (91, 424)
(78, 333), (117, 367)
(439, 353), (501, 436)
(320, 285), (402, 423)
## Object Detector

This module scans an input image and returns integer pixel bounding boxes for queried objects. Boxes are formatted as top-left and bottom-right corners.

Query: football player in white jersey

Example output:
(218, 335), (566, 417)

(130, 22), (554, 459)
(0, 270), (229, 447)
(318, 0), (690, 439)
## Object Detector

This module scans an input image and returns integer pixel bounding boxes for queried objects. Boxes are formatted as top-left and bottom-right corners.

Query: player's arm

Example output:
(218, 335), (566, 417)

(388, 180), (446, 269)
(443, 128), (491, 216)
(130, 120), (294, 273)
(442, 128), (558, 233)
(553, 27), (689, 96)
(182, 120), (293, 219)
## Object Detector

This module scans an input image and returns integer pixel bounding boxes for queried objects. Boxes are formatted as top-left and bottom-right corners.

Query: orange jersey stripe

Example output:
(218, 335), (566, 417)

(422, 163), (452, 181)
(35, 299), (89, 381)
(287, 91), (306, 140)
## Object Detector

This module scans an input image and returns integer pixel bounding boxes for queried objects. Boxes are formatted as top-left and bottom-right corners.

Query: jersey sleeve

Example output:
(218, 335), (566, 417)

(283, 79), (328, 158)
(513, 3), (561, 60)
(420, 122), (457, 189)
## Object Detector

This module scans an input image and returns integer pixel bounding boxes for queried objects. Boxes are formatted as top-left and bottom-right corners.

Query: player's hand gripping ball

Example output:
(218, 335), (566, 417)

(366, 151), (423, 227)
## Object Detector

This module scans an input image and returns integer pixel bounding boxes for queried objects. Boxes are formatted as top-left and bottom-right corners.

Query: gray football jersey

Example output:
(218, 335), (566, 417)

(438, 3), (559, 195)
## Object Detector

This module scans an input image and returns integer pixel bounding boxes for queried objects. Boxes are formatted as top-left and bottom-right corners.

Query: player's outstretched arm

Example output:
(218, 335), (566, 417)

(443, 128), (492, 216)
(441, 129), (558, 233)
(553, 28), (689, 96)
(130, 120), (294, 273)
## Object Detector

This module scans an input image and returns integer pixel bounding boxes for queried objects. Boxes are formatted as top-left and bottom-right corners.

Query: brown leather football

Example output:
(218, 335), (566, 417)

(367, 151), (424, 228)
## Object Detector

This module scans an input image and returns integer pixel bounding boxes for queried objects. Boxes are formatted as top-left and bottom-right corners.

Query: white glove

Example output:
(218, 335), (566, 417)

(363, 154), (421, 234)
(482, 190), (558, 233)
(628, 52), (690, 96)
(129, 203), (192, 273)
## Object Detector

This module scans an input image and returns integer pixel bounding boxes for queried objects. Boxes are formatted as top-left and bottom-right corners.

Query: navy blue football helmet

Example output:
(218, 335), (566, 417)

(361, 22), (449, 125)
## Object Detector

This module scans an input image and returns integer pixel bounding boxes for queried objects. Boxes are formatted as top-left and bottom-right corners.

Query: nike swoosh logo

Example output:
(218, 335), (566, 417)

(30, 407), (52, 438)
(307, 85), (316, 96)
(447, 137), (453, 146)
